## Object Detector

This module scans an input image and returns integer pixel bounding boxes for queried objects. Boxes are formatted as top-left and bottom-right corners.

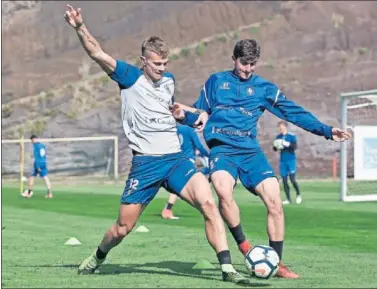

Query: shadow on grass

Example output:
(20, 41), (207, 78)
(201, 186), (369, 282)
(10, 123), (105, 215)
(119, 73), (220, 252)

(22, 261), (270, 287)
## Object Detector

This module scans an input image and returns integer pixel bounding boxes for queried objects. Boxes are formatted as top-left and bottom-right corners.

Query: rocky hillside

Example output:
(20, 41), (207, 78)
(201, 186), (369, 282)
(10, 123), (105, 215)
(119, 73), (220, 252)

(2, 1), (377, 177)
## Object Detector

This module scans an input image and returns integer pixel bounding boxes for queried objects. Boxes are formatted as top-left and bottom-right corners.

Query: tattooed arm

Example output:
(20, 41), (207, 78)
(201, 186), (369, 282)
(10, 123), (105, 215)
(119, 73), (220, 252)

(64, 4), (116, 73)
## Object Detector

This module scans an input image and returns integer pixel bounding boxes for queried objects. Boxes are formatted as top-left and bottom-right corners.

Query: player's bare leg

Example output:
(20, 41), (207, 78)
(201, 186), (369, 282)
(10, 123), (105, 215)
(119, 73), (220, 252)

(78, 203), (145, 274)
(180, 172), (249, 284)
(255, 177), (299, 279)
(161, 193), (179, 219)
(43, 176), (53, 198)
(211, 171), (252, 255)
(22, 176), (35, 198)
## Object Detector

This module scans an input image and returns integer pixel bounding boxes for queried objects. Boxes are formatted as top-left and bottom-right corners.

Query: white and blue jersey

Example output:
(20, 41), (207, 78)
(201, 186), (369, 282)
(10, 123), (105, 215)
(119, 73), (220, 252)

(193, 70), (333, 193)
(31, 142), (48, 177)
(275, 133), (297, 177)
(110, 60), (181, 155)
(109, 60), (198, 204)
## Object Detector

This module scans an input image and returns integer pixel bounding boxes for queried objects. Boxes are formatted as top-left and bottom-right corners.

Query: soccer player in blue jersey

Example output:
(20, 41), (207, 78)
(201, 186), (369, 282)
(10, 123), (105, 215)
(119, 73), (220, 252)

(64, 4), (248, 284)
(21, 135), (52, 199)
(273, 121), (302, 205)
(161, 124), (209, 219)
(173, 39), (351, 279)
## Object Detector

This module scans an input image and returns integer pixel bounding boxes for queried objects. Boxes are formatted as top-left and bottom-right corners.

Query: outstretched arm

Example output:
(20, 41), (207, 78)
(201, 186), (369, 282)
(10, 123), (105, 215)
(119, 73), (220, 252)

(265, 87), (352, 142)
(170, 103), (208, 129)
(174, 103), (200, 113)
(64, 4), (116, 74)
(170, 74), (215, 130)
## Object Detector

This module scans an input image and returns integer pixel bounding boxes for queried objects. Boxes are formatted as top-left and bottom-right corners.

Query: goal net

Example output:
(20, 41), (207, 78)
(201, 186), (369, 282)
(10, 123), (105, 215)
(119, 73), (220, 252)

(1, 136), (118, 192)
(340, 89), (377, 202)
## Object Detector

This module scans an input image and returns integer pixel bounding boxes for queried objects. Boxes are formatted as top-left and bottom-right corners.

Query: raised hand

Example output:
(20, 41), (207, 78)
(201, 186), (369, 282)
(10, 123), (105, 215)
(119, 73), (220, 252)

(331, 127), (352, 142)
(64, 4), (84, 28)
(194, 111), (209, 132)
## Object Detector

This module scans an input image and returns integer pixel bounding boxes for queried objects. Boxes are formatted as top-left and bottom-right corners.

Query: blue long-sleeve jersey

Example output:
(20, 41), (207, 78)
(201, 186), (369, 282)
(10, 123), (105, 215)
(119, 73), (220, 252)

(192, 70), (333, 150)
(275, 133), (297, 162)
(177, 124), (209, 160)
(33, 142), (47, 168)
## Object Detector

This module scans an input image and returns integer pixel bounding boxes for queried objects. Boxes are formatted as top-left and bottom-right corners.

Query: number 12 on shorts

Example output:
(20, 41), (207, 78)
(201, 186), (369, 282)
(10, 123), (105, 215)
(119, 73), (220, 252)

(124, 178), (139, 196)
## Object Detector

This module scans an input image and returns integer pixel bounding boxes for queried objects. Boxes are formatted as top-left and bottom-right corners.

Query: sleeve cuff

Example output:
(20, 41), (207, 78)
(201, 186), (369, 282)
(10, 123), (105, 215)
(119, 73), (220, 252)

(180, 110), (199, 127)
(324, 125), (333, 140)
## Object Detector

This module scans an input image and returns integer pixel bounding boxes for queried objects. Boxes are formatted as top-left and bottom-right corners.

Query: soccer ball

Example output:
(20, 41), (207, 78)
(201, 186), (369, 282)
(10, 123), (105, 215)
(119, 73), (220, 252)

(244, 245), (280, 279)
(273, 139), (284, 150)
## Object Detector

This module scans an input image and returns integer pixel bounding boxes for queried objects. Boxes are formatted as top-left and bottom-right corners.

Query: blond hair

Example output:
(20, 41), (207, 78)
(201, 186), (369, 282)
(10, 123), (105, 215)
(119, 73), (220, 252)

(141, 36), (169, 58)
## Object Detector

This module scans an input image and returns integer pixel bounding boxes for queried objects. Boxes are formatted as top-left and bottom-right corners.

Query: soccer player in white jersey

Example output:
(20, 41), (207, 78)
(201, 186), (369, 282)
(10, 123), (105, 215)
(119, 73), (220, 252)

(64, 4), (249, 284)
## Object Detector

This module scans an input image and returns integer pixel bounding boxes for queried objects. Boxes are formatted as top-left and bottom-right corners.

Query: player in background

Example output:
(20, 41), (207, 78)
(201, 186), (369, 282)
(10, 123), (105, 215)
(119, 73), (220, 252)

(161, 124), (210, 220)
(173, 39), (351, 279)
(273, 121), (302, 205)
(64, 4), (249, 284)
(21, 135), (53, 199)
(197, 150), (210, 175)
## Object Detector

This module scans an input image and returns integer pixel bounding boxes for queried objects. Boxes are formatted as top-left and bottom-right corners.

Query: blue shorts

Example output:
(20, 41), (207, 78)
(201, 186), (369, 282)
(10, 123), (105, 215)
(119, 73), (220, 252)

(279, 160), (296, 177)
(121, 152), (199, 205)
(31, 162), (48, 177)
(209, 146), (276, 195)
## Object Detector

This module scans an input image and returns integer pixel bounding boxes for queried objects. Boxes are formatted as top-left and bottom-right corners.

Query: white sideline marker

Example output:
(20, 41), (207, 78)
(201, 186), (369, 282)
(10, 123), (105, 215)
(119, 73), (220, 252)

(135, 225), (150, 233)
(64, 237), (82, 246)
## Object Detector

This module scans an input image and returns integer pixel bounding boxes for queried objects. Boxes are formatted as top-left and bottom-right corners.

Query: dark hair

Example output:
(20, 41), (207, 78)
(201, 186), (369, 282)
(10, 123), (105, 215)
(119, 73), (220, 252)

(233, 39), (260, 64)
(30, 135), (37, 140)
(278, 120), (288, 127)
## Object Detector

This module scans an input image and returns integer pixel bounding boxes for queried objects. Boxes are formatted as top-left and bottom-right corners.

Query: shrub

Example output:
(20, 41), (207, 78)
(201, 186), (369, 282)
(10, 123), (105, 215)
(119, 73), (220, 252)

(250, 26), (260, 35)
(216, 35), (227, 43)
(2, 104), (13, 118)
(168, 54), (180, 61)
(195, 43), (206, 56)
(30, 120), (46, 135)
(100, 75), (110, 84)
(180, 48), (190, 58)
(45, 91), (55, 100)
(358, 47), (368, 55)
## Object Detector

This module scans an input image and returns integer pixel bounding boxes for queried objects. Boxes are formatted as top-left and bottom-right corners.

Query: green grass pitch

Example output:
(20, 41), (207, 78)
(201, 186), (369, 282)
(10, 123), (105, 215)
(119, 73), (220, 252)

(2, 180), (377, 288)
